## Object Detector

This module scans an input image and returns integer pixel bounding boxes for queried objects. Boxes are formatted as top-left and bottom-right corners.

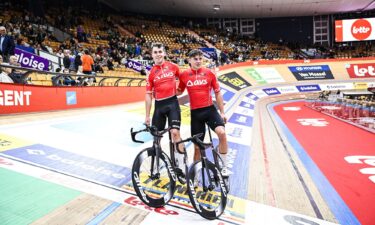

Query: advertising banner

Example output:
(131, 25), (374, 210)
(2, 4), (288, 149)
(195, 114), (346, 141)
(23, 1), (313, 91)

(288, 65), (334, 80)
(0, 83), (145, 114)
(199, 47), (217, 60)
(346, 63), (375, 78)
(244, 67), (284, 84)
(218, 72), (251, 90)
(277, 86), (299, 94)
(14, 48), (50, 71)
(263, 87), (281, 95)
(125, 59), (151, 72)
(335, 18), (375, 42)
(319, 83), (354, 91)
(296, 84), (321, 92)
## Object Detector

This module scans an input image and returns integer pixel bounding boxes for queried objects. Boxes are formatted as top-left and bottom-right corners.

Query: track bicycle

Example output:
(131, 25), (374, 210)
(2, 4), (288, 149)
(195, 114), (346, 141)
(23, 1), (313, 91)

(176, 124), (230, 220)
(131, 124), (229, 219)
(130, 124), (187, 208)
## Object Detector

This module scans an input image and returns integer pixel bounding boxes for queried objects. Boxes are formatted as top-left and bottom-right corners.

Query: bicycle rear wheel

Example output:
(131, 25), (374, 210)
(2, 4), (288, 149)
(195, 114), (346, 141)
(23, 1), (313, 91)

(187, 160), (227, 220)
(132, 147), (176, 207)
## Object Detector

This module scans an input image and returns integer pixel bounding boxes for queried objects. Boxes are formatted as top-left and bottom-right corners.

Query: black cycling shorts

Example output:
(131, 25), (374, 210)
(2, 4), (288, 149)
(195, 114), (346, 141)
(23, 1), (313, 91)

(152, 96), (181, 131)
(190, 105), (225, 141)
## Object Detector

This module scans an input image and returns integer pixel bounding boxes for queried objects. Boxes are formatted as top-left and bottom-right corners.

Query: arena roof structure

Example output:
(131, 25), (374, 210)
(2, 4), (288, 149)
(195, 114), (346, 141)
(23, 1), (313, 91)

(101, 0), (375, 18)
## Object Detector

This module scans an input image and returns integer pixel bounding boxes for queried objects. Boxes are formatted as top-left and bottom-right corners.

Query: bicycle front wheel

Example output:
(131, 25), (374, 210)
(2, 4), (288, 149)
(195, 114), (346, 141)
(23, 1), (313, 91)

(132, 147), (176, 207)
(187, 160), (227, 220)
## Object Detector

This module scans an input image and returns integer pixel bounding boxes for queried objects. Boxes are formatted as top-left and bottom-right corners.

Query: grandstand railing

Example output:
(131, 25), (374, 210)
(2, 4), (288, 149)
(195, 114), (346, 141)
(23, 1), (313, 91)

(0, 64), (146, 87)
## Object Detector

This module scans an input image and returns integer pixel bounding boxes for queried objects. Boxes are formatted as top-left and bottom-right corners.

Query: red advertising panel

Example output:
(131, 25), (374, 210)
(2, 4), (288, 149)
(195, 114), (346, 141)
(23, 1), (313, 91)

(0, 83), (145, 114)
(335, 18), (375, 42)
(346, 63), (375, 78)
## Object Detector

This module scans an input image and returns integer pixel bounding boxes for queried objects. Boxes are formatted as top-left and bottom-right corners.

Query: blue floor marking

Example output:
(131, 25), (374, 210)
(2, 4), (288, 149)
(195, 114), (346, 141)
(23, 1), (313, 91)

(86, 202), (122, 225)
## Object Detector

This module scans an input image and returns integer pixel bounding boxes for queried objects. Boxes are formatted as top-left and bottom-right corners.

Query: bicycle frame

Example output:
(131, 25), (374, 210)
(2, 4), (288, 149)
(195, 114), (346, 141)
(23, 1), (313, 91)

(131, 125), (181, 180)
(197, 124), (226, 192)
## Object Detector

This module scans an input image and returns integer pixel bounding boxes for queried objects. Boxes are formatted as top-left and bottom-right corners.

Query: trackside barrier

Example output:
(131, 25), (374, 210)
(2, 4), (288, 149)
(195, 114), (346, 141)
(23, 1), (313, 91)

(306, 99), (375, 132)
(0, 83), (145, 114)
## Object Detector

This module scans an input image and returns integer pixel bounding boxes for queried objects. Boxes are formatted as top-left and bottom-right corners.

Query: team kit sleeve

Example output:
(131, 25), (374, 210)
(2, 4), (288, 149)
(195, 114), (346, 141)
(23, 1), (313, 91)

(174, 63), (180, 78)
(210, 70), (221, 93)
(177, 71), (186, 93)
(145, 70), (154, 94)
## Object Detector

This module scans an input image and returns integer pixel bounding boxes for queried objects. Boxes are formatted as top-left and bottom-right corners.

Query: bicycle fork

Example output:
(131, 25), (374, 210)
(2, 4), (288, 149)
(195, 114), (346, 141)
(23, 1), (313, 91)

(150, 138), (162, 179)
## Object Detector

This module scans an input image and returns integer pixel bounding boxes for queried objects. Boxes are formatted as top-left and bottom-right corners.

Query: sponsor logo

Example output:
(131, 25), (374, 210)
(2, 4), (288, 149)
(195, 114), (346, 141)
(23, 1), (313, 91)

(163, 152), (176, 181)
(0, 90), (32, 106)
(289, 65), (334, 80)
(346, 63), (375, 78)
(43, 153), (126, 179)
(186, 79), (208, 86)
(351, 19), (372, 40)
(296, 85), (321, 92)
(66, 91), (77, 105)
(124, 196), (178, 215)
(133, 172), (150, 203)
(283, 107), (301, 111)
(15, 53), (47, 70)
(219, 72), (251, 90)
(0, 139), (12, 147)
(215, 167), (228, 197)
(228, 113), (253, 126)
(0, 157), (13, 165)
(263, 88), (281, 95)
(354, 82), (368, 89)
(2, 145), (131, 186)
(297, 118), (329, 127)
(126, 60), (151, 72)
(278, 86), (298, 93)
(154, 72), (174, 81)
(295, 66), (323, 71)
(228, 127), (242, 138)
(345, 155), (375, 183)
(225, 147), (237, 176)
(188, 180), (202, 212)
(326, 84), (348, 89)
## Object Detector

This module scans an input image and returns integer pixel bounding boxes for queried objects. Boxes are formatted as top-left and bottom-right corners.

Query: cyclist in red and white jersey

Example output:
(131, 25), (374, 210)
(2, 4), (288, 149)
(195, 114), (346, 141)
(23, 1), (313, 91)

(177, 49), (229, 177)
(145, 43), (185, 180)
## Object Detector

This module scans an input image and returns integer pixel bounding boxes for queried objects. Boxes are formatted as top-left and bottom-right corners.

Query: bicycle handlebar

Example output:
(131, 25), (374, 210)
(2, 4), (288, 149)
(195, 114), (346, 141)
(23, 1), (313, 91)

(130, 124), (171, 143)
(176, 133), (213, 149)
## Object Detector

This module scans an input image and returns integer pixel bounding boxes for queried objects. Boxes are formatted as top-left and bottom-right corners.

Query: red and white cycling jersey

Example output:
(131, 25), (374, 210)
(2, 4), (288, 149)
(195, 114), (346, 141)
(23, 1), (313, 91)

(146, 61), (180, 100)
(178, 67), (220, 110)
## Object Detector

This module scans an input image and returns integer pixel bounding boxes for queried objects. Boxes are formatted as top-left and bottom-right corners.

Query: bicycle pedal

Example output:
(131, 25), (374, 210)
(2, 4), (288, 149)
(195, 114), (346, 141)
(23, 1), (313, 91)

(174, 168), (186, 184)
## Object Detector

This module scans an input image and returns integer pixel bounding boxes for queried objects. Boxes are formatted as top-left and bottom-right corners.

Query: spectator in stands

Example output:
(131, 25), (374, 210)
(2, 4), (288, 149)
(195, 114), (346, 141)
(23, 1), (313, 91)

(81, 49), (94, 75)
(107, 57), (114, 70)
(6, 55), (26, 84)
(0, 26), (15, 62)
(0, 55), (14, 83)
(63, 50), (71, 71)
(74, 53), (82, 72)
(140, 66), (147, 76)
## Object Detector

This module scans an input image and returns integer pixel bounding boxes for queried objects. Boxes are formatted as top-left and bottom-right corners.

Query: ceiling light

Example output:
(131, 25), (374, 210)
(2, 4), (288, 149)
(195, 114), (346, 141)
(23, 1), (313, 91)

(213, 5), (220, 11)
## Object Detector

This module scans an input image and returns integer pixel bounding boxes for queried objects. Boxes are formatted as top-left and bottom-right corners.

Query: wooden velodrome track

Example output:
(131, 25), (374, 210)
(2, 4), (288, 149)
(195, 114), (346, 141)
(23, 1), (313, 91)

(0, 93), (341, 225)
